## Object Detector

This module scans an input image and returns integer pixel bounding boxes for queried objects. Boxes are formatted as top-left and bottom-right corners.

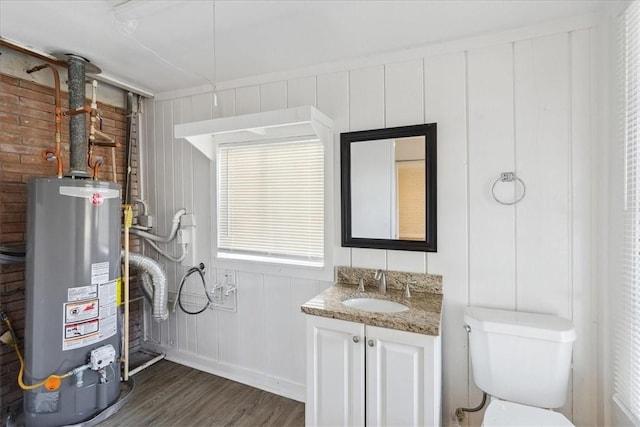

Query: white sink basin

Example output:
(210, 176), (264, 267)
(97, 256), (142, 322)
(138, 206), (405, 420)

(342, 297), (409, 313)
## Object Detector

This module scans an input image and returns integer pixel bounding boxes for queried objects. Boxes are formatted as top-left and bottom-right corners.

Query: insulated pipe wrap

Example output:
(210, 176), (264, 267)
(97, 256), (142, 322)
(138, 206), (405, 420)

(126, 251), (169, 322)
(68, 55), (87, 175)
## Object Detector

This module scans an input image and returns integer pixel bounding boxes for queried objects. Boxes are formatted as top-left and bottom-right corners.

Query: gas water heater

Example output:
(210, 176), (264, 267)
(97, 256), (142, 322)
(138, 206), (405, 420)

(24, 178), (122, 426)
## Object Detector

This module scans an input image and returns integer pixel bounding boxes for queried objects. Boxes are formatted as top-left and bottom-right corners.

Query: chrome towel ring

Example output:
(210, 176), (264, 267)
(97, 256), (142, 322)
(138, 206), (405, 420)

(491, 172), (526, 205)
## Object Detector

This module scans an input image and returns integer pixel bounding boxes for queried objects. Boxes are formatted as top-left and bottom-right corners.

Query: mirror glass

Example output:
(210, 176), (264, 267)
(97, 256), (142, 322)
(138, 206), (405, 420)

(341, 124), (436, 252)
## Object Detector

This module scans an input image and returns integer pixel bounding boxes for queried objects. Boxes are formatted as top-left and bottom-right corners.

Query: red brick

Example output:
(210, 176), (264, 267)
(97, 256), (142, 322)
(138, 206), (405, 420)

(0, 101), (53, 122)
(0, 171), (22, 182)
(0, 74), (20, 86)
(0, 82), (54, 105)
(0, 111), (19, 125)
(19, 97), (54, 114)
(2, 122), (51, 140)
(0, 152), (20, 163)
(0, 92), (19, 105)
(0, 144), (42, 156)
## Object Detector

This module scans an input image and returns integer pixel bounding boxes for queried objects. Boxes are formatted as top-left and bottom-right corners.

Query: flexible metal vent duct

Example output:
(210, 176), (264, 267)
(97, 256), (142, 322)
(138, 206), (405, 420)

(127, 252), (169, 322)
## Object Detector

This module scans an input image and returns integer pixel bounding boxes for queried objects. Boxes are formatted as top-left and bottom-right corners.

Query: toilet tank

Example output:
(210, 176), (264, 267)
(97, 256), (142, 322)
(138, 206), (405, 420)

(464, 307), (575, 409)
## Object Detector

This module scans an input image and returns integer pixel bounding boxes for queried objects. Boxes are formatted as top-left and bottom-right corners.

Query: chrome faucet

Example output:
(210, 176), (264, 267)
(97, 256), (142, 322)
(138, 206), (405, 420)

(374, 269), (387, 293)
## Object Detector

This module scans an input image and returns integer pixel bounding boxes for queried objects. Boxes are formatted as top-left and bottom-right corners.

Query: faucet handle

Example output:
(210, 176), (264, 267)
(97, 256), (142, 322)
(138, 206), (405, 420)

(404, 280), (416, 298)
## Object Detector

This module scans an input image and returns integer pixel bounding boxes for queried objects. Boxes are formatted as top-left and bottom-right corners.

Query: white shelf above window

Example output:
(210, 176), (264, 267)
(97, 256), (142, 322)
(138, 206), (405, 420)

(174, 105), (333, 159)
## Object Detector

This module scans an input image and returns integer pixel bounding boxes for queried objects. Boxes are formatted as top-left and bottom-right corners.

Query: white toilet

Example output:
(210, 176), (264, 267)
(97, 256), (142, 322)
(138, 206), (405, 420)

(464, 306), (576, 427)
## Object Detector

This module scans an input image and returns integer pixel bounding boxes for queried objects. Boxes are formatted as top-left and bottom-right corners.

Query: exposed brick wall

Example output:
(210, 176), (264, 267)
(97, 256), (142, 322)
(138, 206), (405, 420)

(0, 70), (143, 420)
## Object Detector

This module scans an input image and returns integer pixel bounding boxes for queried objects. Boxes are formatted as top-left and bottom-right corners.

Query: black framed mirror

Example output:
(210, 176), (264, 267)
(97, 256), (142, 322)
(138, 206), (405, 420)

(340, 123), (437, 252)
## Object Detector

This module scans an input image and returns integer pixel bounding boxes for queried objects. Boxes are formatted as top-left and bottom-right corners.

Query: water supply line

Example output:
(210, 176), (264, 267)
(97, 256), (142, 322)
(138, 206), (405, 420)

(173, 266), (236, 315)
(88, 80), (120, 181)
(26, 63), (63, 177)
(455, 323), (488, 423)
(172, 264), (213, 315)
(455, 392), (488, 423)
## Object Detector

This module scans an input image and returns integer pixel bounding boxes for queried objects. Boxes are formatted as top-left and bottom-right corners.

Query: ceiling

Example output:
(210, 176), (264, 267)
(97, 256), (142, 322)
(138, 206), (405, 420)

(0, 0), (623, 96)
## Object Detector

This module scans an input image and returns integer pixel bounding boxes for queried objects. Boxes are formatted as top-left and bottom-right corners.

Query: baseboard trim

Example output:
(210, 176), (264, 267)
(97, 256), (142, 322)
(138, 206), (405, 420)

(157, 347), (306, 403)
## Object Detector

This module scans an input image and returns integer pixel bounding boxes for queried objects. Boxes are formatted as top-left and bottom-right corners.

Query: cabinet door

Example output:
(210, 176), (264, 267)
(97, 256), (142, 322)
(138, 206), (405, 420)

(366, 325), (441, 427)
(306, 316), (365, 427)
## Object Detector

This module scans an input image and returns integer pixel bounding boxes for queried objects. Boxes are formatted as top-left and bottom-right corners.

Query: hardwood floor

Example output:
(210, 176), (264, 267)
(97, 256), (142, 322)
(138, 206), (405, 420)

(98, 360), (305, 426)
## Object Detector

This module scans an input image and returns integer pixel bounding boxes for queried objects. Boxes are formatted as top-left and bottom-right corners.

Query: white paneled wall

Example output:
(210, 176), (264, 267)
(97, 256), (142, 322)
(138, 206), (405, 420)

(143, 21), (597, 426)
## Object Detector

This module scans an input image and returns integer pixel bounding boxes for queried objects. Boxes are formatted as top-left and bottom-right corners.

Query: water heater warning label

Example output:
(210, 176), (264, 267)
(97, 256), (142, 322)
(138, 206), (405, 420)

(65, 319), (98, 339)
(91, 262), (109, 285)
(65, 299), (98, 323)
(62, 280), (118, 351)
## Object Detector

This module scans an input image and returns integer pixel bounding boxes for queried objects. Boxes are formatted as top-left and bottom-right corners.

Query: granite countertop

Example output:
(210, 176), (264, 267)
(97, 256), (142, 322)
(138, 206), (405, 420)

(300, 282), (443, 336)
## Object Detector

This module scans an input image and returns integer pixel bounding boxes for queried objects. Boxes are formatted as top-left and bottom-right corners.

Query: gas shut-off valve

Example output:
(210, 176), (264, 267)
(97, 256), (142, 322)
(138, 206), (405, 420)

(90, 344), (116, 370)
(70, 344), (117, 387)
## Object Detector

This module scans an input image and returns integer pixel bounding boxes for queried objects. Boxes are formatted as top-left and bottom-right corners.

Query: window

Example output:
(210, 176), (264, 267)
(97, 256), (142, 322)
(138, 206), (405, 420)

(217, 138), (325, 267)
(615, 1), (640, 423)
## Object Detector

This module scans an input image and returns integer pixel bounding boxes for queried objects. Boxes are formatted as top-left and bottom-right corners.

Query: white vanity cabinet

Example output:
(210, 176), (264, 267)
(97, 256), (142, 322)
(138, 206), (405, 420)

(306, 315), (441, 427)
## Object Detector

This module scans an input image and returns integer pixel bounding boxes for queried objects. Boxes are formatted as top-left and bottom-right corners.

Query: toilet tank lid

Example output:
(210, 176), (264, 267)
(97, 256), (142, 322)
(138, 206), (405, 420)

(464, 307), (576, 343)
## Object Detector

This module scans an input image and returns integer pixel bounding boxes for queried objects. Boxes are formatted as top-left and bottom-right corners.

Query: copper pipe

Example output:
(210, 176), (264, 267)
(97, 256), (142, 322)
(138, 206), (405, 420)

(27, 64), (63, 177)
(0, 39), (67, 68)
(65, 106), (92, 116)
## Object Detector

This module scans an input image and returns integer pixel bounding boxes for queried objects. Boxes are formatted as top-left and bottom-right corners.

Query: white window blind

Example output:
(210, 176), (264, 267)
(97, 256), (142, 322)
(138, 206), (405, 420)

(616, 1), (640, 423)
(217, 138), (324, 267)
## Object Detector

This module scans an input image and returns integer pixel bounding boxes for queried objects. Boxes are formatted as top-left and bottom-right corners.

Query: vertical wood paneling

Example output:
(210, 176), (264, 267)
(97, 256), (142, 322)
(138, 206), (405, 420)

(171, 98), (188, 351)
(216, 89), (236, 118)
(387, 251), (426, 273)
(349, 65), (385, 131)
(217, 302), (240, 366)
(514, 34), (571, 319)
(466, 44), (515, 426)
(260, 81), (287, 112)
(159, 100), (174, 347)
(290, 279), (326, 385)
(350, 66), (386, 267)
(195, 306), (218, 358)
(467, 43), (516, 310)
(287, 76), (316, 108)
(424, 51), (469, 424)
(143, 101), (162, 343)
(317, 71), (351, 268)
(235, 86), (260, 115)
(385, 59), (427, 274)
(264, 276), (293, 381)
(385, 59), (424, 127)
(145, 24), (598, 426)
(569, 28), (596, 426)
(236, 271), (266, 372)
(352, 248), (387, 269)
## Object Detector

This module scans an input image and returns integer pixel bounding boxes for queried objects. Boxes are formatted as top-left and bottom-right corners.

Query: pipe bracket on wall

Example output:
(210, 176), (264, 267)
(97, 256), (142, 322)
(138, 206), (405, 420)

(491, 171), (526, 205)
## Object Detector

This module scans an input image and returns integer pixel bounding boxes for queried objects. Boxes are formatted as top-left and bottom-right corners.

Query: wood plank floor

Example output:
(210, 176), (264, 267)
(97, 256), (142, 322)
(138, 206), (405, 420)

(98, 360), (305, 426)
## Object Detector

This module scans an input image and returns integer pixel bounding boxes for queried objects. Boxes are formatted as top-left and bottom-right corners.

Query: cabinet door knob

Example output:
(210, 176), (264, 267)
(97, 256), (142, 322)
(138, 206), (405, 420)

(368, 340), (375, 347)
(353, 336), (360, 343)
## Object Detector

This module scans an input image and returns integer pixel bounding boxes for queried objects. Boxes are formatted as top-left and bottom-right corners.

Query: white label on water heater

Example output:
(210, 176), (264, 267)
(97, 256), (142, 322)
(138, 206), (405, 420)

(59, 186), (120, 200)
(62, 280), (118, 351)
(91, 262), (110, 285)
(67, 284), (97, 301)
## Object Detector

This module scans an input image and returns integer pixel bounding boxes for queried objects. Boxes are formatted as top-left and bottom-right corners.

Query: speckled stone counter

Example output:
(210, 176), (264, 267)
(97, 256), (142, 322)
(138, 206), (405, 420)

(301, 282), (443, 336)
